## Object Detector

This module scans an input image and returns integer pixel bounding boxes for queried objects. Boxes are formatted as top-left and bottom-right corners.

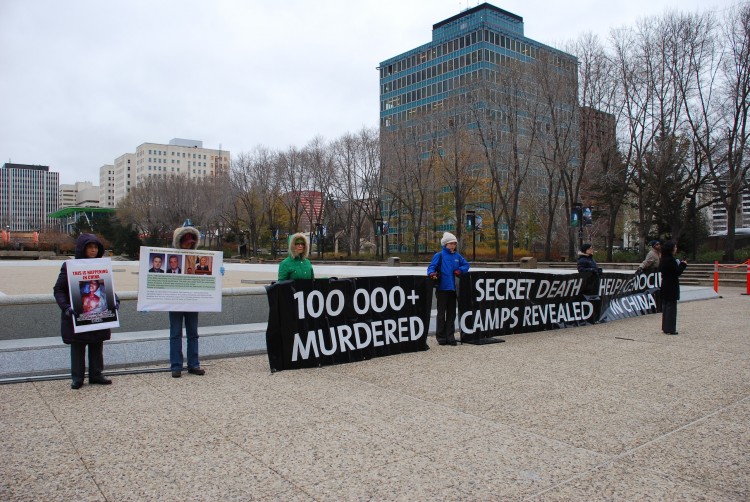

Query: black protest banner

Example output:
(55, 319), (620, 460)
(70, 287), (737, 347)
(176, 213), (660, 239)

(265, 276), (433, 372)
(597, 270), (661, 323)
(457, 270), (661, 342)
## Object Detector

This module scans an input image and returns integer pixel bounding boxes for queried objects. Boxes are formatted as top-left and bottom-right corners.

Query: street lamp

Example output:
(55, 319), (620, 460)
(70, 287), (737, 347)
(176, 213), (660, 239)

(466, 210), (476, 261)
(375, 219), (383, 259)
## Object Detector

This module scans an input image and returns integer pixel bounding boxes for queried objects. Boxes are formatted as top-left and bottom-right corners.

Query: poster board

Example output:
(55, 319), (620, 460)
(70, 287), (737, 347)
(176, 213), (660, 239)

(136, 246), (223, 312)
(66, 258), (120, 333)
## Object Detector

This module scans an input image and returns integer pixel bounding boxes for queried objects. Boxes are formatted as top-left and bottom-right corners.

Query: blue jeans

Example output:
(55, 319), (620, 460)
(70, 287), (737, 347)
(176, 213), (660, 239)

(169, 312), (200, 371)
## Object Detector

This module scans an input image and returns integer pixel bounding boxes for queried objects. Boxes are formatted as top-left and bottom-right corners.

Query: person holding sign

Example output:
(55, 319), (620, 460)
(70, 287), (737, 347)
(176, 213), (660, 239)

(427, 232), (470, 346)
(168, 221), (206, 378)
(53, 234), (115, 389)
(278, 232), (314, 280)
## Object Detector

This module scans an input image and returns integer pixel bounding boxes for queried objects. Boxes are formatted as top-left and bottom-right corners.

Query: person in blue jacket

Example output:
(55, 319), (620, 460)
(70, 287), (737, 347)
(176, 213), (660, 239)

(427, 232), (470, 346)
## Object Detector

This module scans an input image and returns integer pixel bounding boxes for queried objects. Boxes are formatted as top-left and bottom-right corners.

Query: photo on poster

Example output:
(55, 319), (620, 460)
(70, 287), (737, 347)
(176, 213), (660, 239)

(148, 253), (166, 273)
(165, 254), (183, 274)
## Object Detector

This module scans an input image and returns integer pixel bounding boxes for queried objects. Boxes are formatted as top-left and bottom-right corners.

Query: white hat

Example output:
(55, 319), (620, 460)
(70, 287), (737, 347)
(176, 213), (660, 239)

(441, 232), (458, 247)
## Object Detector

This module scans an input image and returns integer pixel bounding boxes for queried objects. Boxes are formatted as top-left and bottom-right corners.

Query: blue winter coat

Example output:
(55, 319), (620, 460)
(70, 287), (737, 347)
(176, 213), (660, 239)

(427, 247), (470, 291)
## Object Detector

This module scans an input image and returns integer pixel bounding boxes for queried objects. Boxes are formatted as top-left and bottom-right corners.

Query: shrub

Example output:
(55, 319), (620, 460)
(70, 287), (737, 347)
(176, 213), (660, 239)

(610, 250), (639, 263)
(696, 249), (724, 263)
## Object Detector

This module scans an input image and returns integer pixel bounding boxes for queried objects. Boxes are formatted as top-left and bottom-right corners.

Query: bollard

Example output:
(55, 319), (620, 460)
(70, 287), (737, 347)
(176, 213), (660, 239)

(714, 261), (719, 293)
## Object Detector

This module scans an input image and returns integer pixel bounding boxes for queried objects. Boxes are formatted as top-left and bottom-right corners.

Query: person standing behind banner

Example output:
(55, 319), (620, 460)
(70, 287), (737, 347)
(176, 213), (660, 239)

(53, 233), (117, 389)
(169, 221), (206, 378)
(637, 240), (662, 274)
(278, 232), (314, 280)
(427, 232), (470, 346)
(577, 243), (602, 296)
(659, 240), (687, 335)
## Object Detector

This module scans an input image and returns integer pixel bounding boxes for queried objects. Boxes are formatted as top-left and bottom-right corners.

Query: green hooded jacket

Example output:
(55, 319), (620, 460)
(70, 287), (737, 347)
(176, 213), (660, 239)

(278, 232), (314, 280)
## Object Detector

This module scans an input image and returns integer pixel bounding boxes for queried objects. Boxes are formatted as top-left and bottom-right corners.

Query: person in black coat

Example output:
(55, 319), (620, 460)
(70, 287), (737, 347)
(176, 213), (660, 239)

(53, 234), (117, 389)
(658, 240), (687, 335)
(577, 243), (602, 296)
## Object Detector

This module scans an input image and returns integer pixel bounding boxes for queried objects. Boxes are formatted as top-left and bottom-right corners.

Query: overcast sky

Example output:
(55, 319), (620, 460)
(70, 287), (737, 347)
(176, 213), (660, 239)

(0, 0), (737, 185)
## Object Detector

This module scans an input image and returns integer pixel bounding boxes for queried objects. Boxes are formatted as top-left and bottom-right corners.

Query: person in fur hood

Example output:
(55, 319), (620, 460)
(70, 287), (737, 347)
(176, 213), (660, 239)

(278, 232), (314, 280)
(168, 220), (205, 378)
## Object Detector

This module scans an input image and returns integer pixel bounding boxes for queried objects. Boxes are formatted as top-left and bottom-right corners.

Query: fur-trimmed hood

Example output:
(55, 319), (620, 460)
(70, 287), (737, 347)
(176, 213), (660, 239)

(287, 232), (310, 259)
(172, 225), (201, 249)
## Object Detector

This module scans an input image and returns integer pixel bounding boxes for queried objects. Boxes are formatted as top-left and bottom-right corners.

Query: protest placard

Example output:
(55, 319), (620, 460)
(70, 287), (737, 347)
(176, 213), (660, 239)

(136, 246), (223, 312)
(66, 258), (120, 333)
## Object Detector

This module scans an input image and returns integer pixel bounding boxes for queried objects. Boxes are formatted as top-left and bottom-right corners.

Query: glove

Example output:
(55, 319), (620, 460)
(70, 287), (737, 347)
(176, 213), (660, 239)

(635, 267), (643, 275)
(454, 270), (461, 277)
(429, 273), (438, 280)
(220, 266), (225, 276)
(65, 307), (77, 319)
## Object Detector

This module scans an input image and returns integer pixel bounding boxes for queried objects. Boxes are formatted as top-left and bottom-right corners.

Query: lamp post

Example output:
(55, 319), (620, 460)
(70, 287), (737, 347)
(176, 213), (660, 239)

(316, 223), (324, 260)
(466, 210), (476, 261)
(375, 219), (383, 259)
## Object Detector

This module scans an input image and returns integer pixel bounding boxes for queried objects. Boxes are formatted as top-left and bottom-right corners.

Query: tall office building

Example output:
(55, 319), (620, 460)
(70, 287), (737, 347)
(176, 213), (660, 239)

(109, 138), (230, 207)
(133, 138), (229, 184)
(113, 153), (135, 206)
(99, 164), (115, 208)
(0, 163), (60, 231)
(710, 182), (750, 234)
(378, 3), (578, 249)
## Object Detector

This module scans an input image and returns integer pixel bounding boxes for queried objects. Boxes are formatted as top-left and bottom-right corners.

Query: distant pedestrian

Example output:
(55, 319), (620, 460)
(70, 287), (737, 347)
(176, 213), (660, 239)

(659, 240), (687, 335)
(427, 232), (470, 346)
(637, 240), (662, 274)
(53, 233), (117, 389)
(278, 232), (314, 280)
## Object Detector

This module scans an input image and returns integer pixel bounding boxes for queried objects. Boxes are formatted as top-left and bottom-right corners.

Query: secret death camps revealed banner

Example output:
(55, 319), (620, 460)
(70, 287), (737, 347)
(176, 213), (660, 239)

(266, 276), (433, 372)
(458, 270), (662, 342)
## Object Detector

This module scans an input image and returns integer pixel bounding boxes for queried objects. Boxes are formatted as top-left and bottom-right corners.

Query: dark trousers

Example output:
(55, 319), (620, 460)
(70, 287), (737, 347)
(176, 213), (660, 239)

(435, 289), (457, 343)
(661, 300), (678, 333)
(70, 341), (104, 384)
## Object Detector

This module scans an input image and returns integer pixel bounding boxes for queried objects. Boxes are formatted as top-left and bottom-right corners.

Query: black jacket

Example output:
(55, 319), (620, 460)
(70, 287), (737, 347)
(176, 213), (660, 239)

(53, 234), (114, 344)
(659, 252), (687, 301)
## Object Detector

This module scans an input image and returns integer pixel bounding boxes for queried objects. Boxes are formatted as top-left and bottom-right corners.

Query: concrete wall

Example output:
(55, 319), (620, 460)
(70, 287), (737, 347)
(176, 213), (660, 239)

(0, 287), (270, 341)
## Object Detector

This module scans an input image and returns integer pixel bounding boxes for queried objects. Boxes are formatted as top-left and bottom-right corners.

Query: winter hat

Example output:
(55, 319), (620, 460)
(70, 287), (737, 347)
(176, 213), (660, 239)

(580, 243), (593, 253)
(441, 232), (458, 247)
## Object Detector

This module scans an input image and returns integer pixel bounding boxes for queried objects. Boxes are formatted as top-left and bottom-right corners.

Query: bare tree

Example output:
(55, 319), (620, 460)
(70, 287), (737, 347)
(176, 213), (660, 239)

(331, 127), (382, 256)
(486, 57), (540, 260)
(437, 93), (483, 251)
(534, 45), (580, 259)
(678, 4), (750, 260)
(276, 146), (307, 233)
(229, 147), (279, 255)
(381, 112), (438, 258)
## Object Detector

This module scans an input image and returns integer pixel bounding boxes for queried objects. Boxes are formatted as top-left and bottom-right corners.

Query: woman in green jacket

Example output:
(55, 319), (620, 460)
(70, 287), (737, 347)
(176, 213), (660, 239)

(278, 232), (314, 280)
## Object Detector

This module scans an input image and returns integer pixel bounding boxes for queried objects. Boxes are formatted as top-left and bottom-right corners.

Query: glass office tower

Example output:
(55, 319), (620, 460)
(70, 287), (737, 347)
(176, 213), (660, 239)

(378, 3), (578, 252)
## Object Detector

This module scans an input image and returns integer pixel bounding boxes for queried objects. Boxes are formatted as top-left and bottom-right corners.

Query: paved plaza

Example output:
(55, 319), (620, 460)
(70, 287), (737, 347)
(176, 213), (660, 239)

(0, 258), (747, 500)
